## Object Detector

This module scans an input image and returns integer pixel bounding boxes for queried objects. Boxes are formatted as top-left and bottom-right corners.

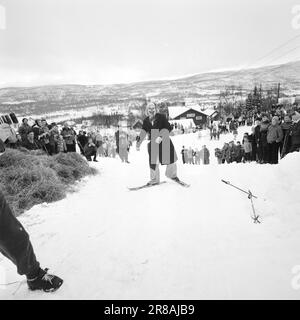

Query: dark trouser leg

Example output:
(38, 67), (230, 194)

(66, 144), (76, 153)
(269, 143), (274, 164)
(257, 145), (262, 162)
(0, 192), (40, 278)
(45, 143), (52, 155)
(50, 144), (57, 155)
(262, 145), (269, 163)
(252, 146), (257, 161)
(270, 142), (279, 164)
(267, 143), (276, 164)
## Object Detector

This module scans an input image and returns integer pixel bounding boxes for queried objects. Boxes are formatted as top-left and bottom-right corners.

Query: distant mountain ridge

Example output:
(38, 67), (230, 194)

(0, 60), (300, 116)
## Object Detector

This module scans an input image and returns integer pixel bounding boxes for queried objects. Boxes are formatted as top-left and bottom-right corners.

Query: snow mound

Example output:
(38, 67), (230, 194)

(0, 128), (300, 300)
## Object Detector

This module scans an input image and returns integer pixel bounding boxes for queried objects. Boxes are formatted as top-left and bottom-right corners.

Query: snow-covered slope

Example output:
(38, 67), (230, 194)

(1, 127), (300, 300)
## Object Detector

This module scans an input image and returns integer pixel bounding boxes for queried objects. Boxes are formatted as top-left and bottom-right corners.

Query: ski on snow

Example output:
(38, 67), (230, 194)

(128, 179), (190, 191)
(171, 179), (190, 188)
(128, 181), (167, 191)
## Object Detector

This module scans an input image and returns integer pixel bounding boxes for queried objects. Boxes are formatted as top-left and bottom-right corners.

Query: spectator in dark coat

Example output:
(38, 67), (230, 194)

(289, 111), (300, 154)
(215, 148), (223, 164)
(249, 127), (257, 161)
(61, 123), (76, 152)
(280, 115), (293, 158)
(31, 119), (43, 148)
(260, 119), (270, 163)
(115, 126), (120, 154)
(235, 141), (243, 163)
(18, 118), (32, 142)
(37, 119), (51, 155)
(181, 146), (186, 164)
(48, 123), (59, 155)
(253, 119), (262, 162)
(22, 131), (39, 150)
(221, 143), (230, 164)
(77, 131), (88, 155)
(228, 141), (236, 163)
(83, 137), (98, 162)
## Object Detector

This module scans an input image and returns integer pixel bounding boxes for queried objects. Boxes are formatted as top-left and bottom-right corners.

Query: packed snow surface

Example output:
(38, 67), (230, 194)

(1, 126), (300, 299)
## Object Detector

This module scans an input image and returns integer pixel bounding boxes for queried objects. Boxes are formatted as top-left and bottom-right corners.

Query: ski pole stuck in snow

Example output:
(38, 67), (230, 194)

(221, 180), (261, 224)
(221, 180), (258, 199)
(248, 190), (261, 224)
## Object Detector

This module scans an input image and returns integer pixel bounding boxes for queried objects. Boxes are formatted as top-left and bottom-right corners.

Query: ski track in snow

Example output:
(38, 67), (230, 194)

(1, 126), (300, 299)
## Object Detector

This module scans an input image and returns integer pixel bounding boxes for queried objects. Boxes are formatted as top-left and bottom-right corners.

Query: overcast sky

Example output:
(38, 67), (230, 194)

(0, 0), (300, 87)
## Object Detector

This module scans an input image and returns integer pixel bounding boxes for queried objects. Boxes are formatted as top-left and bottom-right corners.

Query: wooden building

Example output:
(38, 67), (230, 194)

(168, 106), (218, 127)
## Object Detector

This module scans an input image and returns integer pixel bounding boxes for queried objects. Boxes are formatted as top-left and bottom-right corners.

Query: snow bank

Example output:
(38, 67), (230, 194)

(0, 127), (300, 300)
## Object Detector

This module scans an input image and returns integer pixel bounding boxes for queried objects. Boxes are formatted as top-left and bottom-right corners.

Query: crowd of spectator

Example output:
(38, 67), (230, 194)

(2, 117), (137, 163)
(2, 104), (299, 167)
(17, 119), (77, 155)
(181, 145), (210, 165)
(214, 109), (300, 165)
(177, 106), (300, 166)
(171, 122), (188, 134)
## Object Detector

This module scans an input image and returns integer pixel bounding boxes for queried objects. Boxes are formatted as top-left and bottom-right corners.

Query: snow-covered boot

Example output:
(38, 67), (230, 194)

(27, 268), (63, 292)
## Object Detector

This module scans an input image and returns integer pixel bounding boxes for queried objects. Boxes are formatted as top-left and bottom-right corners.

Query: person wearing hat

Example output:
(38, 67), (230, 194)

(267, 116), (283, 164)
(260, 117), (270, 163)
(31, 119), (43, 143)
(22, 131), (39, 150)
(0, 140), (63, 292)
(289, 111), (300, 154)
(61, 122), (76, 153)
(83, 137), (98, 162)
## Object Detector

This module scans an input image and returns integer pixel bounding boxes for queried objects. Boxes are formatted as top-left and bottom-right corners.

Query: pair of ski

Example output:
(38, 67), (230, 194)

(128, 179), (190, 191)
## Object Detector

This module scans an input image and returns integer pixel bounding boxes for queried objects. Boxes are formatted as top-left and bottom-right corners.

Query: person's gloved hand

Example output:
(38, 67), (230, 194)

(155, 136), (162, 144)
